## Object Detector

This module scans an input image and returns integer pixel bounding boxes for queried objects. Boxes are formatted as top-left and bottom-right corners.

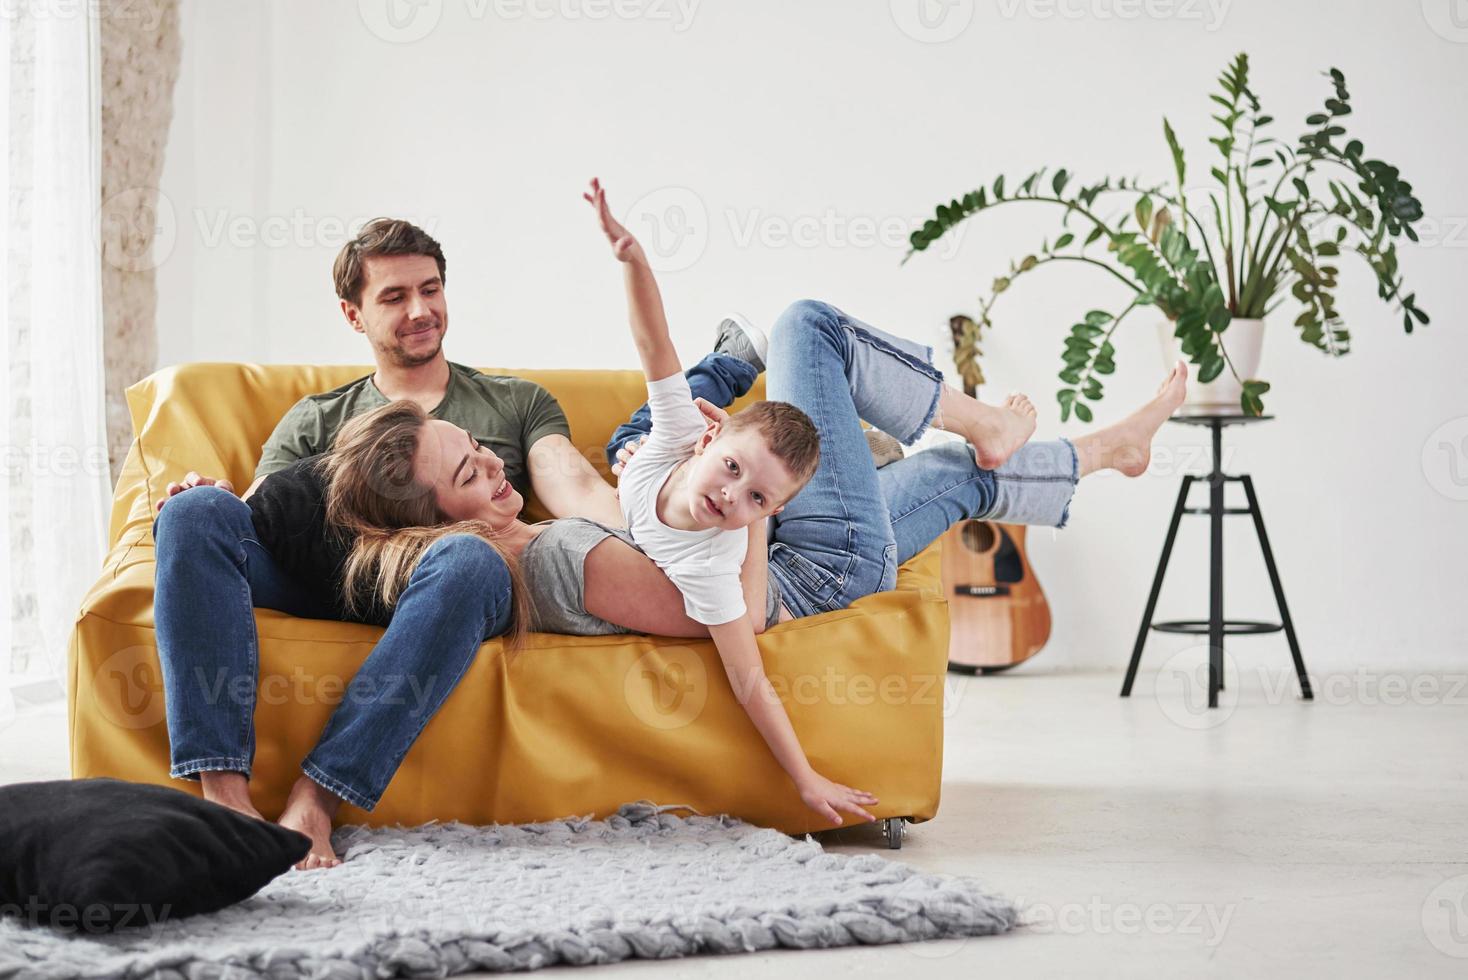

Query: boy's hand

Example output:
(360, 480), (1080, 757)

(796, 772), (879, 826)
(583, 177), (646, 265)
(693, 397), (729, 427)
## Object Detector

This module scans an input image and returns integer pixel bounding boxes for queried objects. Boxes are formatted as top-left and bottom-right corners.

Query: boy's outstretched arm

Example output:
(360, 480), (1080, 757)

(707, 618), (880, 827)
(584, 177), (681, 383)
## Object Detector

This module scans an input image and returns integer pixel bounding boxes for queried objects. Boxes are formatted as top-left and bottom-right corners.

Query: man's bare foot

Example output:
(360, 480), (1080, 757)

(199, 770), (265, 822)
(277, 775), (343, 870)
(937, 386), (1038, 470)
(1074, 361), (1189, 477)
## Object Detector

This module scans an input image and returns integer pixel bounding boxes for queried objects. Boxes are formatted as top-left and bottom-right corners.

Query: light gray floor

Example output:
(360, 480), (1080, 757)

(5, 665), (1466, 978)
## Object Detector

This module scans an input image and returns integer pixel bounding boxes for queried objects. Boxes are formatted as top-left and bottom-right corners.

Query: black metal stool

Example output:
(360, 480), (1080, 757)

(1120, 414), (1313, 708)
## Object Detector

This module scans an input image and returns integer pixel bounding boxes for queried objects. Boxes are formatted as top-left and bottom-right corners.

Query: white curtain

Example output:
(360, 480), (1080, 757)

(2, 7), (111, 712)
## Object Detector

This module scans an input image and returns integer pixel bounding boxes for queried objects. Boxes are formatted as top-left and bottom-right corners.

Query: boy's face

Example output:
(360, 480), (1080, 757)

(683, 424), (806, 530)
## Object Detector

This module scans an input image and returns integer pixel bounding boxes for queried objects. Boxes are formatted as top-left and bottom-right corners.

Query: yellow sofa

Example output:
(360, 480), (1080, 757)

(69, 363), (949, 839)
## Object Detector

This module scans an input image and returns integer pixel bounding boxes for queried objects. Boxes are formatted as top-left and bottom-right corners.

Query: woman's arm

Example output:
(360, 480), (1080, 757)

(584, 525), (772, 637)
(741, 519), (769, 635)
(582, 537), (711, 637)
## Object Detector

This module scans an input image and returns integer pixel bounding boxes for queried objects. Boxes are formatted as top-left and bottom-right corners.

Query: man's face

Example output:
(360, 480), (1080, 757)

(342, 254), (449, 368)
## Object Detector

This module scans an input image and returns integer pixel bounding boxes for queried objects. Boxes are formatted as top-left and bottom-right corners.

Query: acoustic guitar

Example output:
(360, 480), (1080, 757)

(940, 520), (1051, 673)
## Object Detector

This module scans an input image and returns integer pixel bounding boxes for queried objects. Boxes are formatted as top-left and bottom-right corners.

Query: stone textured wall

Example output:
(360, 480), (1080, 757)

(100, 0), (182, 476)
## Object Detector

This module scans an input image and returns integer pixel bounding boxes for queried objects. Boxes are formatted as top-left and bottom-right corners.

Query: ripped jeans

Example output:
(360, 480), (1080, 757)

(614, 299), (1079, 619)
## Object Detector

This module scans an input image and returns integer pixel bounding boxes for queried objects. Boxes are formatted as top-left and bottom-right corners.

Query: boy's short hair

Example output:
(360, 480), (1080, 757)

(723, 400), (821, 491)
(333, 218), (447, 305)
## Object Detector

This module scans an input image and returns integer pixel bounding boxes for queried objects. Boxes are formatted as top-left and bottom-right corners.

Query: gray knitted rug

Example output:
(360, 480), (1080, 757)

(0, 803), (1017, 978)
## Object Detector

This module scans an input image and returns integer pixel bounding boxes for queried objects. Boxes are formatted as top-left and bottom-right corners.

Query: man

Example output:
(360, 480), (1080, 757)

(153, 218), (763, 868)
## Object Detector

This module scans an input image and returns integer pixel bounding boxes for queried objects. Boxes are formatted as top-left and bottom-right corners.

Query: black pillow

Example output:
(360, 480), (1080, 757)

(0, 778), (310, 932)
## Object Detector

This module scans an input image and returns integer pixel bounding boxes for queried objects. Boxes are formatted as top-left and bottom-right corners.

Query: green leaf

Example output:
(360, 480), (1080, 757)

(1052, 169), (1070, 195)
(1073, 402), (1093, 423)
(1054, 232), (1075, 249)
(1241, 380), (1270, 416)
(1135, 195), (1154, 232)
(993, 174), (1006, 199)
(1163, 118), (1188, 194)
(1084, 226), (1104, 246)
(1198, 355), (1225, 384)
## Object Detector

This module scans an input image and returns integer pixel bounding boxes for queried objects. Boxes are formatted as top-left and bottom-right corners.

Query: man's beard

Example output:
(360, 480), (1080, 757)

(379, 321), (443, 367)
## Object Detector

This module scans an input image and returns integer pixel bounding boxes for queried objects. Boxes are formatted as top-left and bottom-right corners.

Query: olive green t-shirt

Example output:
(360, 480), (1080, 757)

(253, 362), (571, 500)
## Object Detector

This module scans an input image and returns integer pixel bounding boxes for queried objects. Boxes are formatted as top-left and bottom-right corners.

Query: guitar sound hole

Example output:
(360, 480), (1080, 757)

(960, 521), (997, 554)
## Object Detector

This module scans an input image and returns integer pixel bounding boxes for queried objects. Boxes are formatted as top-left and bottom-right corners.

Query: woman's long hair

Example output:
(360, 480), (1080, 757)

(321, 400), (530, 650)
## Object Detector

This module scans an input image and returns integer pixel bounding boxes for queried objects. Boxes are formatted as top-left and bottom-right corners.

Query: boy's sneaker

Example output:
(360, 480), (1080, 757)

(713, 313), (768, 373)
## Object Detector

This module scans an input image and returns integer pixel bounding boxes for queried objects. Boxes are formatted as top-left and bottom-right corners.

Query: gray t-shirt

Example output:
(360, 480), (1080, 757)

(522, 518), (781, 636)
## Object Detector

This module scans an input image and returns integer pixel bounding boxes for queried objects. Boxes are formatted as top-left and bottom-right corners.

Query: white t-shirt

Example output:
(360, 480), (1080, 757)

(618, 373), (748, 626)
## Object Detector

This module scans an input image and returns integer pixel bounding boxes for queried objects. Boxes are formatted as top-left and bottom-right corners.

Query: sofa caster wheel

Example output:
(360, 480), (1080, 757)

(883, 817), (905, 850)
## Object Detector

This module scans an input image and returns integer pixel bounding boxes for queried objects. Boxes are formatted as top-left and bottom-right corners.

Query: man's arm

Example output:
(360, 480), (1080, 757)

(526, 434), (623, 526)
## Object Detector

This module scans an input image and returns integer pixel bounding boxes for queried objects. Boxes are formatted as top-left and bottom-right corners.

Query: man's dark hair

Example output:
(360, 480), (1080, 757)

(333, 218), (446, 306)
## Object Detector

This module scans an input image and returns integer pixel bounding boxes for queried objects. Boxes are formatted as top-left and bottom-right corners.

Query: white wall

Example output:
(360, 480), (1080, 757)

(156, 0), (1468, 673)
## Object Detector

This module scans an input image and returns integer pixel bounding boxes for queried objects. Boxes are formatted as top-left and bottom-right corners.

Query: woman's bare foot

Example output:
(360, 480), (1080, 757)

(1074, 361), (1189, 477)
(277, 775), (343, 870)
(199, 770), (265, 822)
(936, 386), (1038, 470)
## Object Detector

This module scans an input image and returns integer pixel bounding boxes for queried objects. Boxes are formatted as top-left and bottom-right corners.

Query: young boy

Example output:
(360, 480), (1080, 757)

(584, 178), (878, 827)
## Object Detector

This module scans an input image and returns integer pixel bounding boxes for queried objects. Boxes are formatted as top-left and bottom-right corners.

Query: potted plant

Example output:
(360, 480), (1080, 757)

(906, 53), (1429, 419)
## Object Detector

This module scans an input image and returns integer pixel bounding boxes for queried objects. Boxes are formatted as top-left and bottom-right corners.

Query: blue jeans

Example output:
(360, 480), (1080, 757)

(612, 299), (1078, 618)
(152, 487), (512, 810)
(605, 352), (758, 468)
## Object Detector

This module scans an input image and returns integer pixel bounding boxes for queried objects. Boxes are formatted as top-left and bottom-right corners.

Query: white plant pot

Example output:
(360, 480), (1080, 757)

(1157, 316), (1265, 414)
